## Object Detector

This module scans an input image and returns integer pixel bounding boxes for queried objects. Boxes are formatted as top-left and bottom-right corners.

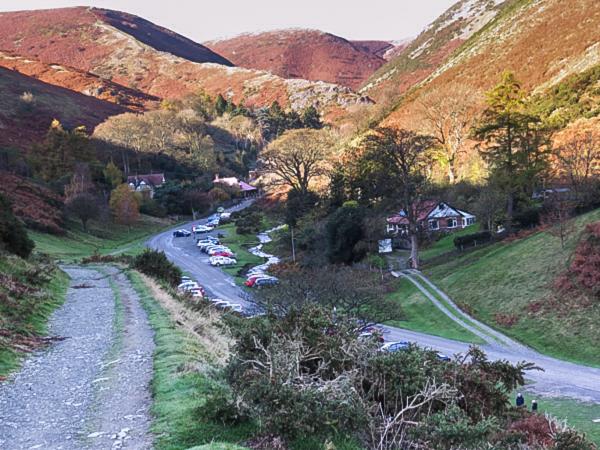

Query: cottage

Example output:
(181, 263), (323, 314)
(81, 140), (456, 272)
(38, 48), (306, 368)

(127, 173), (165, 198)
(214, 175), (258, 198)
(387, 201), (476, 235)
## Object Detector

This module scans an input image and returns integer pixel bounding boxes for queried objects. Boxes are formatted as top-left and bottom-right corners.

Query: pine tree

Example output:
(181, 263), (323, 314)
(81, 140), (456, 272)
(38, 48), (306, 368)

(302, 105), (323, 129)
(475, 71), (550, 232)
(215, 94), (228, 116)
(103, 160), (123, 189)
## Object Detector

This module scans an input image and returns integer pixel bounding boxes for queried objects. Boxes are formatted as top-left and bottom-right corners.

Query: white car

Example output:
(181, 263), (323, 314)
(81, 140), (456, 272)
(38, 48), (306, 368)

(208, 247), (234, 256)
(192, 224), (213, 233)
(178, 281), (199, 290)
(209, 256), (237, 266)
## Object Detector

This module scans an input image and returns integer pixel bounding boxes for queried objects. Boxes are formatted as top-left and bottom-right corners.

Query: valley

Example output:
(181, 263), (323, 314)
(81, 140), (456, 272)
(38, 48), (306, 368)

(1, 0), (600, 448)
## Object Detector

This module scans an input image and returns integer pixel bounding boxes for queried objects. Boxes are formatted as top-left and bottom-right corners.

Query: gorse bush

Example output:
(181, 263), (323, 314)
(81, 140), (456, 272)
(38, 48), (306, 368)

(0, 193), (35, 258)
(132, 249), (181, 287)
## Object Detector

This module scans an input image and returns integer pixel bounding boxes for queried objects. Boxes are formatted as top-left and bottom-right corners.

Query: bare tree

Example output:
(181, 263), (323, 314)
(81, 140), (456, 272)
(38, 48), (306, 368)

(260, 128), (333, 196)
(541, 196), (575, 250)
(414, 84), (481, 183)
(66, 192), (102, 232)
(552, 117), (600, 207)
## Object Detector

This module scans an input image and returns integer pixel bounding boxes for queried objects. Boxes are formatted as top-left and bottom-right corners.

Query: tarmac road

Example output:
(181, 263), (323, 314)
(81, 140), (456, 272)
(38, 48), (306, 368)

(147, 201), (600, 404)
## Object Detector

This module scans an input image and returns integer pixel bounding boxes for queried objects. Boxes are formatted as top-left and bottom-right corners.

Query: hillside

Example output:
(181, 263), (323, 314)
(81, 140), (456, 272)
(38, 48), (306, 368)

(205, 29), (387, 90)
(0, 66), (128, 149)
(0, 51), (158, 111)
(382, 0), (600, 126)
(361, 0), (509, 103)
(426, 209), (600, 367)
(0, 8), (369, 116)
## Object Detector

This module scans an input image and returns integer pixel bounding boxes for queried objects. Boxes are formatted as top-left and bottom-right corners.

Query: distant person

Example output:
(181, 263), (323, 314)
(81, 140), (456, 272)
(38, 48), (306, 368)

(516, 393), (524, 407)
(531, 400), (538, 412)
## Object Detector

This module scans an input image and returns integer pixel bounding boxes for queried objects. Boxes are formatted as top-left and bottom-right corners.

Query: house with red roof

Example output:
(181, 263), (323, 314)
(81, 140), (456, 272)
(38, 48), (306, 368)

(214, 175), (258, 198)
(127, 173), (165, 198)
(387, 201), (476, 235)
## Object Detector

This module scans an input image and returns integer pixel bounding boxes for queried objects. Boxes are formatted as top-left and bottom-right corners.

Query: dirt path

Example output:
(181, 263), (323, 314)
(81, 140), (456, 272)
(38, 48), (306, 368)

(0, 266), (155, 450)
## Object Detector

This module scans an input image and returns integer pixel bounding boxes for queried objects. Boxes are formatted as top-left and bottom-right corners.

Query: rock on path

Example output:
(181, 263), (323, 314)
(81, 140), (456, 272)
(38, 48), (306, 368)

(0, 266), (155, 450)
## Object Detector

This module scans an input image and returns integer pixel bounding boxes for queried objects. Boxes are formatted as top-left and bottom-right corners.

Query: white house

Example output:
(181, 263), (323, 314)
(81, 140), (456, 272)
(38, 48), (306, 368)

(387, 201), (476, 235)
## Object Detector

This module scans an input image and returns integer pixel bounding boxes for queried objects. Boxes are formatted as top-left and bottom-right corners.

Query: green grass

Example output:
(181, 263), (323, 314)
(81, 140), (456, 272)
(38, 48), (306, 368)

(30, 215), (175, 262)
(420, 224), (479, 260)
(538, 398), (600, 445)
(426, 208), (600, 366)
(0, 255), (69, 377)
(218, 223), (264, 284)
(127, 271), (255, 450)
(385, 278), (485, 344)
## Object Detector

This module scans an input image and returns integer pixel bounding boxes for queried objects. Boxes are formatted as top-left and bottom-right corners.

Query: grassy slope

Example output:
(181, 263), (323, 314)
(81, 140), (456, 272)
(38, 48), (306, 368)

(0, 254), (69, 377)
(420, 224), (479, 260)
(426, 209), (600, 366)
(386, 278), (485, 344)
(540, 398), (600, 445)
(30, 215), (174, 261)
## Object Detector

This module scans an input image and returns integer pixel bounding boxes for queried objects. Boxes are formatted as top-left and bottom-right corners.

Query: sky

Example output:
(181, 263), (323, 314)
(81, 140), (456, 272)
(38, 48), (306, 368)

(0, 0), (457, 42)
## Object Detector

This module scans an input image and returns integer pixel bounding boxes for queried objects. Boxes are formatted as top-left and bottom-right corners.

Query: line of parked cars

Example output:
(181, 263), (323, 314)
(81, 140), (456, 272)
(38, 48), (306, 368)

(197, 237), (238, 266)
(379, 340), (451, 361)
(177, 276), (245, 313)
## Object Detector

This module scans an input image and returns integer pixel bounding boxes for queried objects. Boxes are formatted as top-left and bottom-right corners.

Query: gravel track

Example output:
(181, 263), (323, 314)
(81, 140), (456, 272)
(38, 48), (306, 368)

(0, 265), (155, 450)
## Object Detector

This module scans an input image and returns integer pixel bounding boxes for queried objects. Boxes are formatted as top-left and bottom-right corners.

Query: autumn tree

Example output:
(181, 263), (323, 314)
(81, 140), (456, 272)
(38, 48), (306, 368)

(552, 117), (600, 207)
(63, 163), (102, 231)
(34, 120), (95, 182)
(260, 128), (333, 198)
(350, 127), (436, 268)
(414, 84), (480, 183)
(109, 184), (140, 229)
(474, 71), (550, 233)
(103, 160), (123, 189)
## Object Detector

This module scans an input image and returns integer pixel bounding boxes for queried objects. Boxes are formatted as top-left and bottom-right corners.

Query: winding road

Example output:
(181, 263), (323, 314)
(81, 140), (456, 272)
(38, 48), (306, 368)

(147, 204), (600, 405)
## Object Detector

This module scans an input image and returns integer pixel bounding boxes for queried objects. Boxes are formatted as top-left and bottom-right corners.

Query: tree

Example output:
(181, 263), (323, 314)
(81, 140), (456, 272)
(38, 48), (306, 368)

(541, 195), (575, 250)
(353, 127), (436, 268)
(103, 160), (123, 189)
(326, 201), (366, 264)
(64, 163), (93, 201)
(552, 117), (600, 208)
(302, 105), (323, 129)
(0, 193), (35, 258)
(183, 189), (211, 219)
(34, 120), (95, 182)
(260, 129), (333, 197)
(66, 192), (102, 232)
(474, 71), (550, 233)
(414, 84), (480, 183)
(214, 94), (228, 116)
(109, 184), (140, 229)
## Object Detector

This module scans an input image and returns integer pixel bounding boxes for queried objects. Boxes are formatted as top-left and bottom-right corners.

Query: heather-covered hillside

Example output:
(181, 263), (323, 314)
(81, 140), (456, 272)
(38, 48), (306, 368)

(205, 29), (387, 89)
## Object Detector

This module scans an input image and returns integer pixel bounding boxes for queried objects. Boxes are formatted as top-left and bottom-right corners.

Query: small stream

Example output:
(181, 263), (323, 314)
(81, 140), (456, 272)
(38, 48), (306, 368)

(247, 225), (286, 274)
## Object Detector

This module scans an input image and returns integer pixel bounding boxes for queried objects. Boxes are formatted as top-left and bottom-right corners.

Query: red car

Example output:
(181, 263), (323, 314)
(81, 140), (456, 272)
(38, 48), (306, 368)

(212, 251), (235, 258)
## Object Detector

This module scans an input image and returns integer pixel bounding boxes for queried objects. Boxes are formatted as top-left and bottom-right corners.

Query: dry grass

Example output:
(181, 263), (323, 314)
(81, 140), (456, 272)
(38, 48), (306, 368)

(138, 273), (232, 366)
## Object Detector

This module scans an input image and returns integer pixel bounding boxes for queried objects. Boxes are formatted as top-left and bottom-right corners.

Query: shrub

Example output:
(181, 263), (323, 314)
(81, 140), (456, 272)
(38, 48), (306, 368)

(454, 231), (492, 250)
(132, 249), (181, 287)
(325, 202), (366, 264)
(513, 207), (541, 229)
(139, 197), (167, 218)
(0, 193), (35, 258)
(234, 210), (263, 235)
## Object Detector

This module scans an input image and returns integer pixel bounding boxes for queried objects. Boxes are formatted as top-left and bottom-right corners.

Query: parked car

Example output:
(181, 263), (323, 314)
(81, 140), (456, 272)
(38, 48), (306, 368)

(180, 276), (192, 283)
(254, 277), (279, 287)
(209, 256), (237, 266)
(208, 247), (233, 256)
(209, 299), (242, 312)
(211, 251), (235, 258)
(436, 352), (451, 362)
(205, 245), (231, 255)
(380, 341), (410, 353)
(193, 224), (213, 233)
(245, 275), (276, 287)
(189, 287), (205, 298)
(200, 243), (222, 253)
(177, 281), (200, 292)
(197, 241), (220, 251)
(197, 236), (219, 244)
(173, 229), (191, 237)
(358, 327), (384, 343)
(207, 219), (220, 227)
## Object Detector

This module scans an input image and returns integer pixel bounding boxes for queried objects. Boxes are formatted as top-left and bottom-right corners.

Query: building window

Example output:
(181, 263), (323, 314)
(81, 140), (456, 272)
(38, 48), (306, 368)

(466, 217), (475, 226)
(448, 218), (457, 228)
(429, 219), (439, 230)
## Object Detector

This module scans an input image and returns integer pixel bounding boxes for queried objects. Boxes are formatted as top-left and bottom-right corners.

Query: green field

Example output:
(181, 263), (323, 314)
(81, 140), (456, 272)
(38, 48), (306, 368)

(539, 397), (600, 445)
(30, 215), (175, 262)
(386, 278), (485, 344)
(426, 208), (600, 366)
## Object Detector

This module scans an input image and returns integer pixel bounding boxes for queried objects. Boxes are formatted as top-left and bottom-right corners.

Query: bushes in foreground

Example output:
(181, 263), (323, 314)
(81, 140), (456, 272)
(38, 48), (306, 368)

(215, 305), (594, 449)
(132, 249), (181, 287)
(0, 193), (35, 258)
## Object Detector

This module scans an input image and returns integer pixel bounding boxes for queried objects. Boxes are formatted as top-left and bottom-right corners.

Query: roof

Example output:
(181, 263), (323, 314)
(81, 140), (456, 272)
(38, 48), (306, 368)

(239, 181), (257, 192)
(126, 173), (165, 186)
(387, 201), (474, 224)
